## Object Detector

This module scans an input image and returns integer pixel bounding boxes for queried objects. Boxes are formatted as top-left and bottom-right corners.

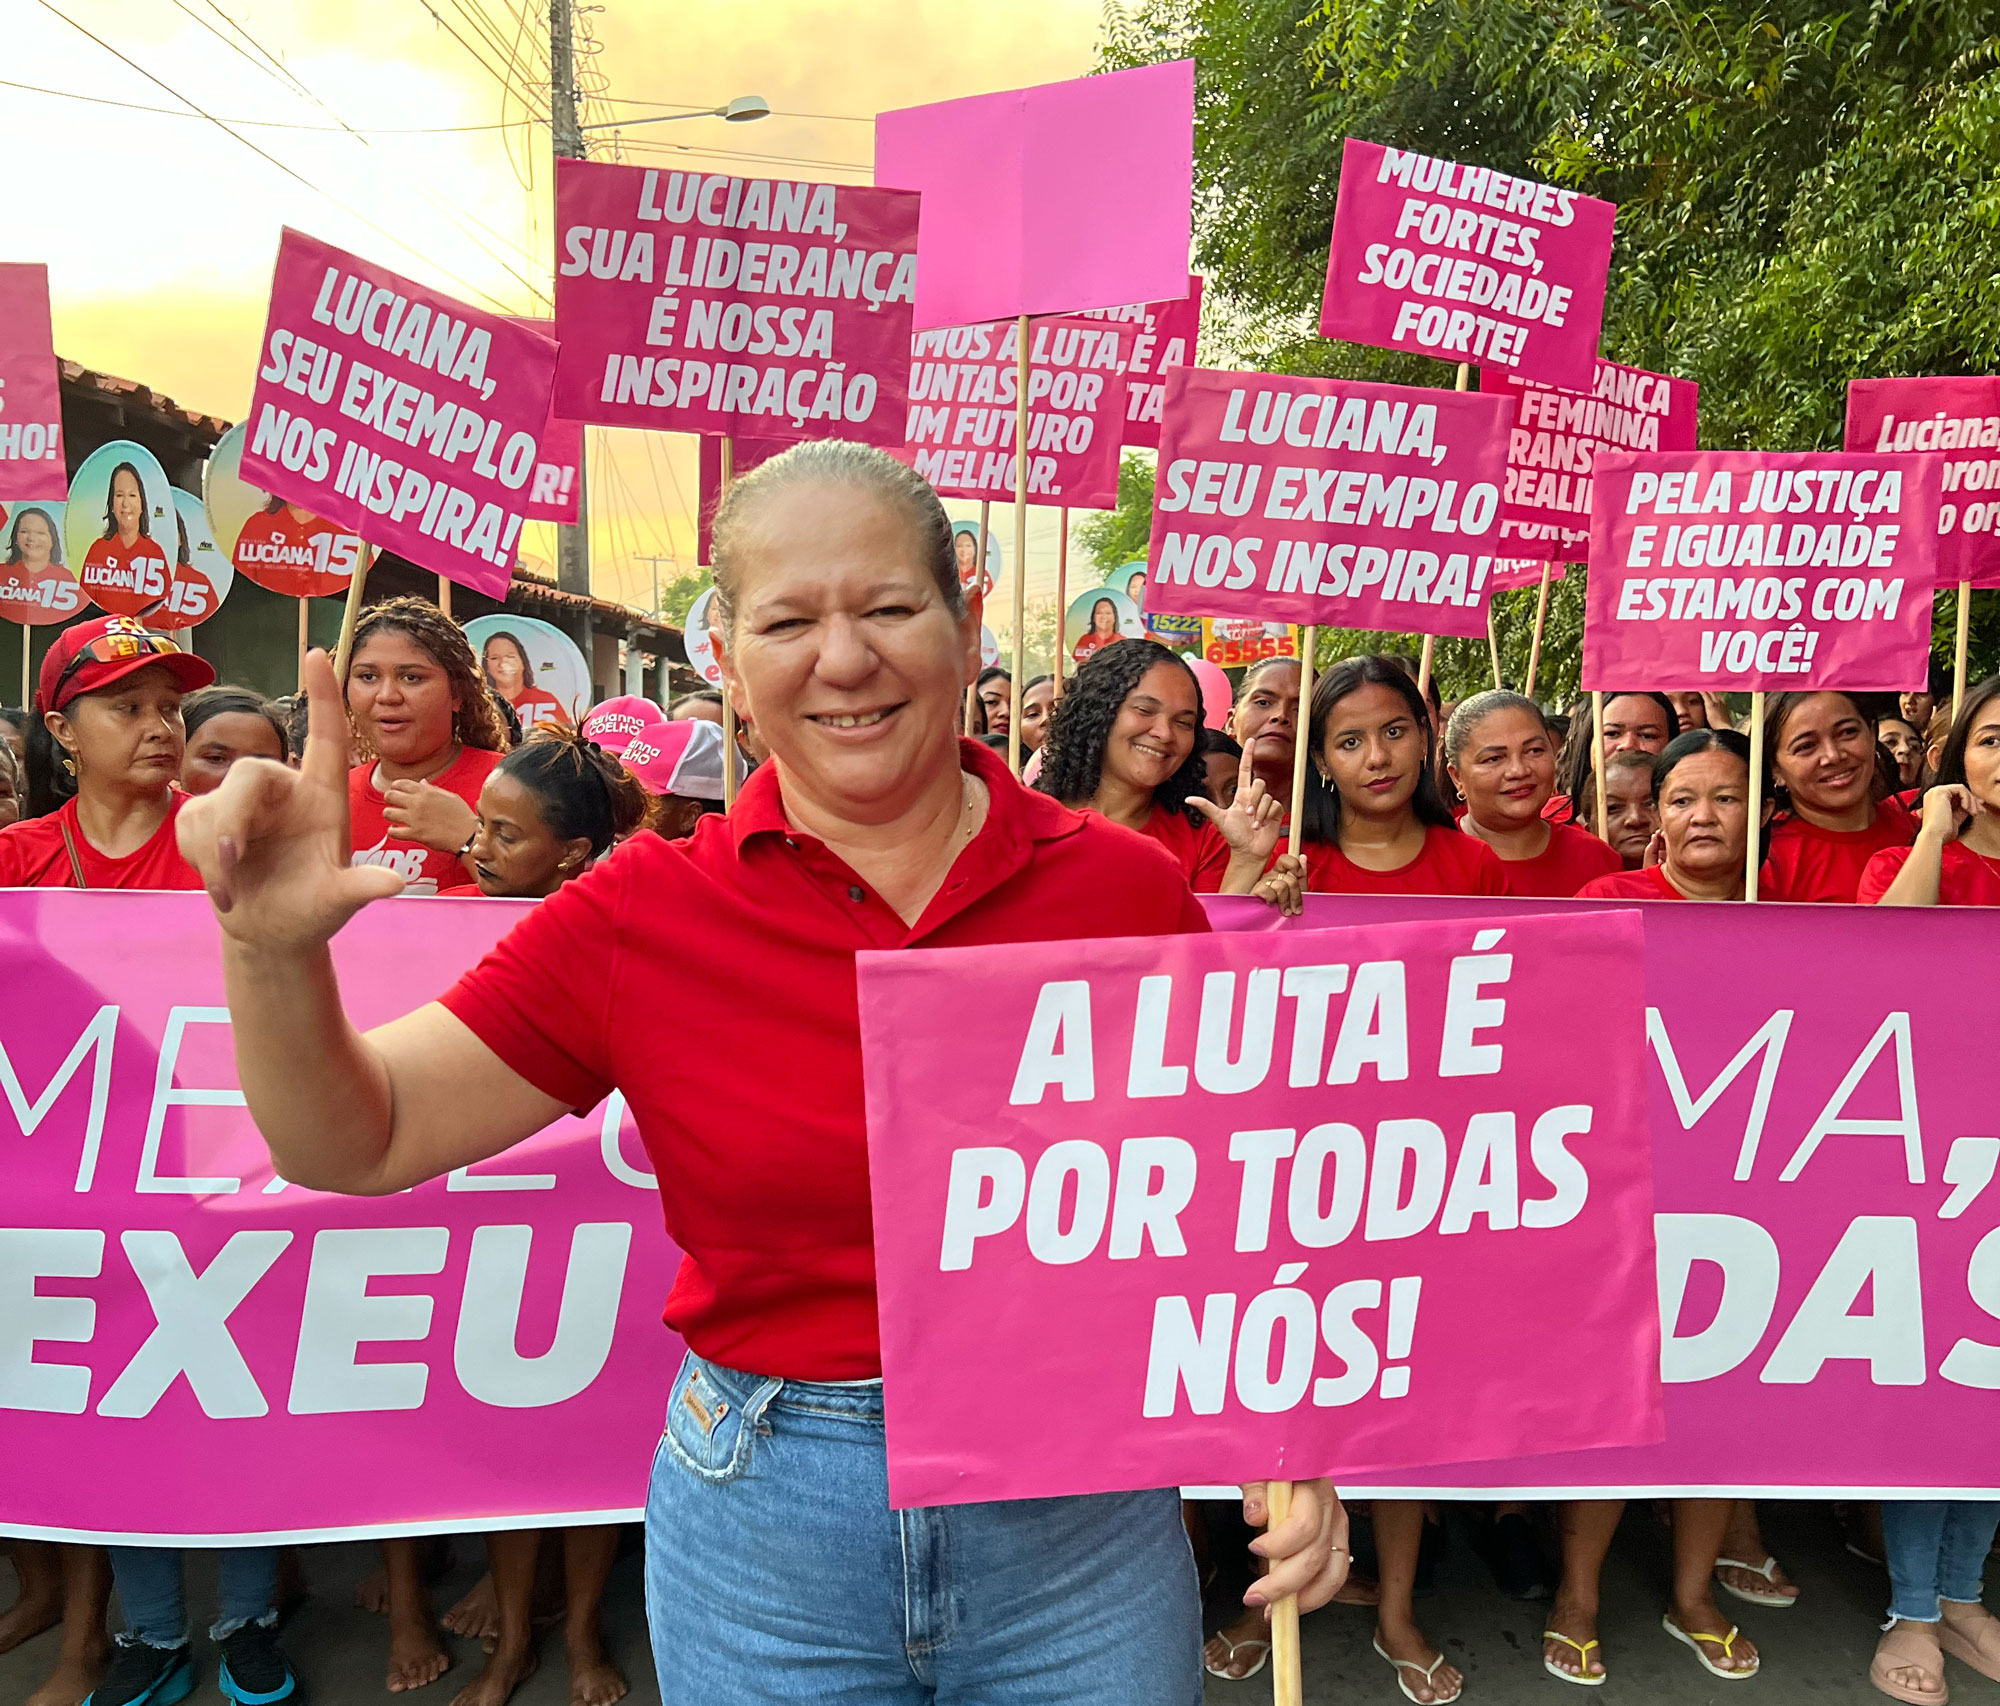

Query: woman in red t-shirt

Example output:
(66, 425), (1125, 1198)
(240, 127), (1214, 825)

(1444, 691), (1620, 897)
(1227, 656), (1301, 825)
(1763, 691), (1915, 902)
(1578, 730), (1777, 903)
(1289, 654), (1509, 900)
(344, 597), (508, 906)
(1862, 676), (2000, 907)
(0, 615), (215, 889)
(1033, 638), (1291, 902)
(80, 462), (171, 618)
(175, 441), (1345, 1702)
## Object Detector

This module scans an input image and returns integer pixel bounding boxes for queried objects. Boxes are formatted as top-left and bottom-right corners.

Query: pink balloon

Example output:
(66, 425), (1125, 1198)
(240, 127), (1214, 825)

(1187, 657), (1233, 729)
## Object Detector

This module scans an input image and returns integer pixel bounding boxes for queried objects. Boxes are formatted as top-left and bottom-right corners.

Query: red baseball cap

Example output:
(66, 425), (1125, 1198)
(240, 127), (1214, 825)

(36, 614), (217, 715)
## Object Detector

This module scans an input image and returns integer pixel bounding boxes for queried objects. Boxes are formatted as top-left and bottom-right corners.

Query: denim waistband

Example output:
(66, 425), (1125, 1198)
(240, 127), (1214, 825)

(687, 1351), (885, 1422)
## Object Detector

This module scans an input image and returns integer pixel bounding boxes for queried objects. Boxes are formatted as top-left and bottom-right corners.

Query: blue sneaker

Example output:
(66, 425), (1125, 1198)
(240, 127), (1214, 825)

(217, 1622), (299, 1706)
(85, 1639), (195, 1706)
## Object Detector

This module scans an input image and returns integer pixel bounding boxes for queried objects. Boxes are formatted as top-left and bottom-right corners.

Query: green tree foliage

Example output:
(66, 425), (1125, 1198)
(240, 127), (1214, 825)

(1097, 0), (2000, 694)
(1074, 452), (1163, 576)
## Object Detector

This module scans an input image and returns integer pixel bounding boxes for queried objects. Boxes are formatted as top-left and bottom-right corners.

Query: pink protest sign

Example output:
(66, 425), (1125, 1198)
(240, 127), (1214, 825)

(551, 158), (916, 448)
(1584, 449), (1942, 691)
(900, 317), (1129, 508)
(510, 318), (582, 525)
(857, 908), (1659, 1508)
(0, 264), (67, 501)
(1077, 276), (1204, 449)
(1144, 366), (1513, 635)
(1487, 558), (1565, 593)
(1320, 140), (1615, 391)
(0, 892), (682, 1545)
(1485, 359), (1698, 563)
(1846, 376), (2000, 590)
(241, 230), (557, 598)
(1216, 893), (2000, 1498)
(875, 61), (1194, 332)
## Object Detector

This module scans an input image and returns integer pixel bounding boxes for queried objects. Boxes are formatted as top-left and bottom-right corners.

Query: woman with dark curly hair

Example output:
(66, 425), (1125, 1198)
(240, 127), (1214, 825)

(1033, 639), (1290, 899)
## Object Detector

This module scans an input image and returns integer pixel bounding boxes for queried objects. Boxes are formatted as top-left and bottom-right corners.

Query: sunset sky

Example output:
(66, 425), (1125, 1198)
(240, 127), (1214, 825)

(10, 0), (1110, 622)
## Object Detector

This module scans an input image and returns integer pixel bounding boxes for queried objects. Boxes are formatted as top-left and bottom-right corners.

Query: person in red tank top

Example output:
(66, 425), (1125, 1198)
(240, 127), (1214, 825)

(1763, 691), (1916, 902)
(344, 597), (508, 906)
(1031, 638), (1292, 903)
(1863, 676), (2000, 907)
(1444, 691), (1620, 897)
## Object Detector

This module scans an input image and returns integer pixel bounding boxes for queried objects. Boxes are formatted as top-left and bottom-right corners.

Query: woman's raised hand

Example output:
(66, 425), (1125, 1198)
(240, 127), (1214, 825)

(1919, 782), (1980, 844)
(177, 648), (405, 946)
(1191, 741), (1287, 862)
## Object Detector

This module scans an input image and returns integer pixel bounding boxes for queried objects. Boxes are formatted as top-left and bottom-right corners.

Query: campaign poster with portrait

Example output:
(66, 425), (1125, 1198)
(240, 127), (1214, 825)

(464, 614), (592, 733)
(64, 440), (176, 619)
(949, 519), (1001, 602)
(0, 498), (88, 625)
(203, 423), (362, 600)
(683, 585), (723, 687)
(147, 490), (234, 632)
(1062, 584), (1145, 670)
(1201, 617), (1299, 671)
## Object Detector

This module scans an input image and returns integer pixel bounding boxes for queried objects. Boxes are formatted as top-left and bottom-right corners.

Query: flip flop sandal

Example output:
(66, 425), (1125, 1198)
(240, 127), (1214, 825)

(1203, 1633), (1272, 1681)
(1939, 1606), (2000, 1682)
(1662, 1614), (1760, 1680)
(1542, 1631), (1606, 1687)
(1373, 1635), (1463, 1703)
(1716, 1555), (1800, 1608)
(1872, 1622), (1949, 1703)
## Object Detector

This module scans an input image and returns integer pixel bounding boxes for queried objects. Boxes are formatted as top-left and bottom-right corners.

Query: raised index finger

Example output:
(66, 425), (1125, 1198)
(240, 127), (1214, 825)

(1237, 735), (1255, 794)
(300, 648), (351, 791)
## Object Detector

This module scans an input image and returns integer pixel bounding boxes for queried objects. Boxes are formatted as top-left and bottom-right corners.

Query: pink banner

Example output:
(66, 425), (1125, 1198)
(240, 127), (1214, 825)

(875, 62), (1194, 332)
(1320, 140), (1615, 391)
(1846, 376), (2000, 590)
(241, 230), (556, 598)
(550, 159), (916, 448)
(0, 893), (680, 1544)
(510, 319), (583, 526)
(1144, 366), (1513, 635)
(1076, 277), (1204, 449)
(899, 317), (1129, 508)
(1216, 894), (2000, 1498)
(1485, 359), (1698, 562)
(0, 264), (67, 501)
(1584, 449), (1942, 691)
(858, 909), (1659, 1508)
(1487, 558), (1566, 593)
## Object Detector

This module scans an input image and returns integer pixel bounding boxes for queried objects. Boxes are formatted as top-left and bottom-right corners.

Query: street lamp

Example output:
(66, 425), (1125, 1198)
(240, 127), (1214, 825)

(581, 95), (770, 132)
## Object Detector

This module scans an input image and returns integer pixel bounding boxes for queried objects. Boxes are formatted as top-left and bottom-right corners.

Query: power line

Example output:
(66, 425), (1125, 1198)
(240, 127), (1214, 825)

(601, 95), (872, 123)
(0, 74), (522, 129)
(611, 137), (872, 173)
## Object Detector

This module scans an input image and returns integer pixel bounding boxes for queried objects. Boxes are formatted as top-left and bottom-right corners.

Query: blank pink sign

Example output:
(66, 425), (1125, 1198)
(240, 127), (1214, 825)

(875, 62), (1194, 331)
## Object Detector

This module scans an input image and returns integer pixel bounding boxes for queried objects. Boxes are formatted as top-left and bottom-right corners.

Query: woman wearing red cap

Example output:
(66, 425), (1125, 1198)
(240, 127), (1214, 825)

(178, 440), (1345, 1706)
(0, 614), (214, 888)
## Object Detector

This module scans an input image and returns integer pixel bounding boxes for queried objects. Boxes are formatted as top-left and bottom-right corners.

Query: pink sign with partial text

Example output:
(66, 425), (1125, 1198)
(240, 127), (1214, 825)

(0, 263), (67, 501)
(1846, 376), (2000, 590)
(1077, 277), (1204, 450)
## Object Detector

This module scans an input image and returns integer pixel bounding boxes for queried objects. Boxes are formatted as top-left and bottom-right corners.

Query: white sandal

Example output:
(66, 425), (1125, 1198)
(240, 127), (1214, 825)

(1374, 1635), (1463, 1703)
(1715, 1555), (1799, 1608)
(1203, 1632), (1272, 1681)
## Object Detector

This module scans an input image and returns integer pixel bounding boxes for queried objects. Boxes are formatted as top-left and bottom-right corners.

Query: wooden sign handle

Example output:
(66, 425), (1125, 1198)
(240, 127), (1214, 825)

(720, 438), (740, 809)
(1953, 579), (1972, 720)
(332, 547), (374, 680)
(1009, 314), (1029, 773)
(1288, 627), (1317, 859)
(1265, 1479), (1303, 1706)
(1525, 565), (1551, 698)
(1591, 688), (1607, 841)
(1744, 690), (1766, 901)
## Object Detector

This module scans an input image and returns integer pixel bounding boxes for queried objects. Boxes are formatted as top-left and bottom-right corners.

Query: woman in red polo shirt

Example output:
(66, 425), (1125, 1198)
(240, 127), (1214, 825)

(1762, 691), (1915, 902)
(1292, 653), (1510, 899)
(1032, 637), (1290, 898)
(175, 441), (1346, 1706)
(345, 596), (508, 903)
(1862, 676), (2000, 906)
(0, 614), (214, 888)
(1444, 691), (1621, 897)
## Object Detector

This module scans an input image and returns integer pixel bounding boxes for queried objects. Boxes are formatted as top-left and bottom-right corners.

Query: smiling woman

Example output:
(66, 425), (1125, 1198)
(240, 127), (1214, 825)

(173, 439), (1348, 1705)
(1763, 690), (1916, 902)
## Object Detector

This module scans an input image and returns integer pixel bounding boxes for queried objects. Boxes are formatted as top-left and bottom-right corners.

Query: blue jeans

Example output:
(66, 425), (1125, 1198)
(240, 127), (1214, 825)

(108, 1547), (278, 1647)
(1882, 1501), (2000, 1623)
(644, 1353), (1202, 1704)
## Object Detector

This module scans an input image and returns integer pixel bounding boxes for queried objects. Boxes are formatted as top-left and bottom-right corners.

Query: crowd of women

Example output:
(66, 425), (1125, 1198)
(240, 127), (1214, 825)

(1, 438), (1995, 1706)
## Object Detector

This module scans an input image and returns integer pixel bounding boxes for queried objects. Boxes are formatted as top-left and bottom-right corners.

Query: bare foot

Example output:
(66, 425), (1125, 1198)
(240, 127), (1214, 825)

(564, 1632), (627, 1706)
(442, 1575), (501, 1646)
(1543, 1597), (1606, 1683)
(0, 1585), (62, 1654)
(1333, 1570), (1381, 1607)
(387, 1611), (453, 1693)
(1204, 1605), (1271, 1681)
(447, 1643), (537, 1706)
(1374, 1623), (1462, 1704)
(25, 1642), (108, 1706)
(357, 1564), (390, 1615)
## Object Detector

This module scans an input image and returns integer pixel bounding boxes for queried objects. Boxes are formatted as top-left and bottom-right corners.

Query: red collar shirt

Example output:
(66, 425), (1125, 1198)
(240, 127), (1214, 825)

(439, 739), (1210, 1381)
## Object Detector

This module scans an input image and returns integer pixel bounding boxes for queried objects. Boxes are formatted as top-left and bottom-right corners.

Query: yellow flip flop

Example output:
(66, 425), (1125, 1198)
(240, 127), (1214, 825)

(1542, 1630), (1605, 1687)
(1662, 1613), (1760, 1679)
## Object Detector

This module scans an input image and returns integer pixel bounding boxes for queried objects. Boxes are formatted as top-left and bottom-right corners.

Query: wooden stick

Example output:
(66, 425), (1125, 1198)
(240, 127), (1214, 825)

(297, 597), (310, 691)
(1416, 633), (1435, 698)
(973, 498), (993, 728)
(720, 437), (740, 810)
(1288, 627), (1317, 859)
(1054, 505), (1068, 700)
(1265, 1480), (1304, 1706)
(437, 575), (452, 619)
(1486, 601), (1503, 689)
(1953, 580), (1972, 720)
(332, 547), (374, 679)
(1526, 565), (1551, 699)
(1745, 690), (1766, 902)
(1009, 314), (1029, 773)
(964, 681), (978, 734)
(20, 623), (30, 708)
(1591, 688), (1607, 841)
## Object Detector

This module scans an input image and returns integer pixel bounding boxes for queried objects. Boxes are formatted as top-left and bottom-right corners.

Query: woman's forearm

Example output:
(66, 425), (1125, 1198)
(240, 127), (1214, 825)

(1218, 849), (1269, 896)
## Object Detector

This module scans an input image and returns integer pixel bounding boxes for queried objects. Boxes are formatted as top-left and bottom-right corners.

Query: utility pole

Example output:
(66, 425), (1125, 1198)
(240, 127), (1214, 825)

(634, 553), (676, 613)
(550, 0), (590, 603)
